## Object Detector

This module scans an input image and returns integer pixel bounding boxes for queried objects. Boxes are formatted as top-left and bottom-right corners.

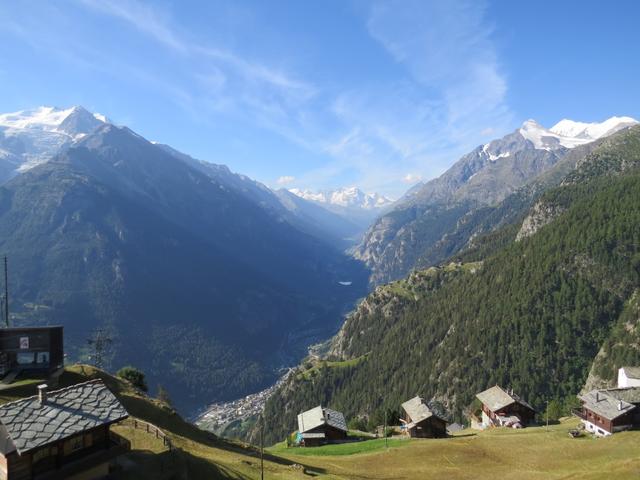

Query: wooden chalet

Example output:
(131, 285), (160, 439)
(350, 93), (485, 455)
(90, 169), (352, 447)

(0, 327), (64, 379)
(0, 379), (129, 480)
(475, 385), (535, 428)
(297, 406), (347, 447)
(400, 396), (447, 438)
(576, 387), (640, 436)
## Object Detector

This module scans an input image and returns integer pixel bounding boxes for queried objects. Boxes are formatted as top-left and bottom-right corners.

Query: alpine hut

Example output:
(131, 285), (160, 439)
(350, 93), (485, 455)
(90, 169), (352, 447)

(576, 387), (640, 436)
(475, 385), (535, 428)
(297, 406), (347, 446)
(0, 379), (129, 479)
(400, 396), (447, 438)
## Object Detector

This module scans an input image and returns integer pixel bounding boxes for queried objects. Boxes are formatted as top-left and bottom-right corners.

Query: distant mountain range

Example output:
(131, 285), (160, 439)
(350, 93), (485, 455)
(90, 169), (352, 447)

(0, 106), (369, 414)
(354, 116), (638, 284)
(287, 187), (393, 244)
(289, 187), (392, 211)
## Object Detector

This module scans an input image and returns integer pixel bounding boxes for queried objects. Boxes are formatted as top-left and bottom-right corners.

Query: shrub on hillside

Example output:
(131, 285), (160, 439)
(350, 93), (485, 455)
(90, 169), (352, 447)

(117, 366), (148, 392)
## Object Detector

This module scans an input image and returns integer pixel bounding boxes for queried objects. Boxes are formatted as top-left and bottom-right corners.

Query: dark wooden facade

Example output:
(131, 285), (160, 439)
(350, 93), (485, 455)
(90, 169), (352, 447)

(0, 327), (64, 377)
(483, 402), (536, 426)
(577, 406), (640, 435)
(302, 425), (347, 447)
(405, 415), (447, 438)
(0, 424), (129, 480)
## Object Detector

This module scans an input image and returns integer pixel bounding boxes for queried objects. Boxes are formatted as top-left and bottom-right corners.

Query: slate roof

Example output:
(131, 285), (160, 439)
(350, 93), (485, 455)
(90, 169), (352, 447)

(476, 385), (535, 413)
(297, 406), (347, 433)
(579, 387), (640, 421)
(621, 366), (640, 380)
(401, 396), (435, 424)
(0, 379), (128, 455)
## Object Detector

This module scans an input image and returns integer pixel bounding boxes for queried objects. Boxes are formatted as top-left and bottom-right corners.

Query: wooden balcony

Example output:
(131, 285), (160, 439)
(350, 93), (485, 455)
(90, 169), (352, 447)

(571, 408), (587, 421)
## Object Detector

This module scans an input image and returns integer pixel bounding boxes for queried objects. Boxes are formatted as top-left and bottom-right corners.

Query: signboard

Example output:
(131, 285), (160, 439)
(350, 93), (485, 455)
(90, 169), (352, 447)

(19, 337), (29, 350)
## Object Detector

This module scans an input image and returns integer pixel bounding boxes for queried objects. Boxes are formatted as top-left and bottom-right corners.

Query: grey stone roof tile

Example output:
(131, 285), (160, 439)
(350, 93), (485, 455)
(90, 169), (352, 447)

(0, 379), (128, 454)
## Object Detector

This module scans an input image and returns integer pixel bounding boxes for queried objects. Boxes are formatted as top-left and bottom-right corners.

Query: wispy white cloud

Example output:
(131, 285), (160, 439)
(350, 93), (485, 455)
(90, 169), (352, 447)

(1, 0), (514, 198)
(276, 175), (295, 185)
(299, 0), (514, 196)
(403, 173), (422, 184)
(75, 0), (316, 135)
(78, 0), (186, 52)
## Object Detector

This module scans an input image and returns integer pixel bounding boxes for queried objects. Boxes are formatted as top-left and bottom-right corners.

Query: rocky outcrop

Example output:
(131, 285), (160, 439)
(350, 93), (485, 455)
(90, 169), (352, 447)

(516, 201), (565, 241)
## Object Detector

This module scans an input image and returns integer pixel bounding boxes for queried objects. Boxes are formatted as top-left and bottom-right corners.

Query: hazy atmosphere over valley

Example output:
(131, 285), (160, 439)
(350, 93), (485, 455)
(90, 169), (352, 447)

(0, 1), (639, 479)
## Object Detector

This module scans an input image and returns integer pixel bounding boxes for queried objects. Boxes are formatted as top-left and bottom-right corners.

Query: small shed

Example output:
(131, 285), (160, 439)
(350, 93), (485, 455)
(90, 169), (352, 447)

(0, 379), (129, 479)
(475, 385), (536, 428)
(400, 396), (447, 438)
(297, 406), (347, 447)
(0, 326), (64, 378)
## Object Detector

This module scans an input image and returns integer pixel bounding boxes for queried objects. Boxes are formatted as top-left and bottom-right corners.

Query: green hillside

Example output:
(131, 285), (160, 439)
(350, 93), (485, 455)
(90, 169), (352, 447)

(5, 367), (640, 479)
(261, 126), (640, 444)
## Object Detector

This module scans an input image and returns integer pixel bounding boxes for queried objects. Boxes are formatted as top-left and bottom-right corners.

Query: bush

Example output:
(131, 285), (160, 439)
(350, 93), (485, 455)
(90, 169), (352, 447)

(543, 399), (563, 423)
(116, 366), (148, 392)
(348, 417), (368, 432)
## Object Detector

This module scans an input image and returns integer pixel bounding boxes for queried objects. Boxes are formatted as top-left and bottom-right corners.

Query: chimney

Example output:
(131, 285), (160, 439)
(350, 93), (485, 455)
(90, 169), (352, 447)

(595, 391), (599, 402)
(37, 384), (48, 406)
(619, 400), (624, 411)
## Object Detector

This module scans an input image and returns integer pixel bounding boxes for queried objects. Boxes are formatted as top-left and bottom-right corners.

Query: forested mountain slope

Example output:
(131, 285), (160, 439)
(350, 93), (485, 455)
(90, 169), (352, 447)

(260, 126), (640, 444)
(354, 118), (637, 285)
(0, 123), (368, 414)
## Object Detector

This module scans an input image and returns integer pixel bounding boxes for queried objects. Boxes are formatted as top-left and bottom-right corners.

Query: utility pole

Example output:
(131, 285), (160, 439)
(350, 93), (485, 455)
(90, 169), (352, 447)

(260, 413), (265, 480)
(384, 409), (388, 449)
(546, 400), (549, 431)
(3, 256), (8, 327)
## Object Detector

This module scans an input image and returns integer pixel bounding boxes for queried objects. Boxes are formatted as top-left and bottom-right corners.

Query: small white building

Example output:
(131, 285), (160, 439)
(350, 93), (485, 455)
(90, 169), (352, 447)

(617, 367), (640, 388)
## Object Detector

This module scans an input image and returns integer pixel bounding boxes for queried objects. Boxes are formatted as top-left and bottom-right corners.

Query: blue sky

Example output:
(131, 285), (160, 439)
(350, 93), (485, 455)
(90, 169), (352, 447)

(0, 0), (638, 198)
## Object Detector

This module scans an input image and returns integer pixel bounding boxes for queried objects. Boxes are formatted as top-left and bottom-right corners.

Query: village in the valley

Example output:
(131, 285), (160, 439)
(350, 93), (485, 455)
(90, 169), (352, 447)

(196, 369), (294, 435)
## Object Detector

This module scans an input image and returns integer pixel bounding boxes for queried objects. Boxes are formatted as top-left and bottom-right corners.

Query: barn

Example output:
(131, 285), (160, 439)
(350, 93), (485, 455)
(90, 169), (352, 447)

(476, 385), (536, 428)
(400, 396), (447, 438)
(297, 406), (347, 447)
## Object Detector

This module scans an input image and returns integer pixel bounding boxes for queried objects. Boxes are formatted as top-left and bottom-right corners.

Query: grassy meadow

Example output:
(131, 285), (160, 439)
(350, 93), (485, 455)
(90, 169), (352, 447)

(3, 367), (640, 479)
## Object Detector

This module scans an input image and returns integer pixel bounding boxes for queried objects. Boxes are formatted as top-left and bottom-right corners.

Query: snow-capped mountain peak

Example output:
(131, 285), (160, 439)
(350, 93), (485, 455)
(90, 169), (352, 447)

(0, 105), (109, 175)
(550, 116), (638, 140)
(289, 187), (392, 210)
(0, 106), (106, 134)
(519, 116), (638, 151)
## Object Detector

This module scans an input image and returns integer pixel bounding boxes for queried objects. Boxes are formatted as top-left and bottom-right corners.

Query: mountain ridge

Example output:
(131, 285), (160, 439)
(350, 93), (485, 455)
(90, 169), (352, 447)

(354, 116), (638, 284)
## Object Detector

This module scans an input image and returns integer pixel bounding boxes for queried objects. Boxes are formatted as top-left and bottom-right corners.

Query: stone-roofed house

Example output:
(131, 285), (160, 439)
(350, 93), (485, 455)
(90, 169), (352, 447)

(576, 387), (640, 436)
(617, 366), (640, 388)
(297, 406), (347, 447)
(400, 396), (447, 438)
(0, 379), (129, 479)
(475, 385), (536, 428)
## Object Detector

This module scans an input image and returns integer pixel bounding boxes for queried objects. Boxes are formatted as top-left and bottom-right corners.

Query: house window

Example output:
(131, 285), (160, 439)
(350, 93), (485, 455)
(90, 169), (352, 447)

(63, 436), (84, 456)
(17, 352), (35, 365)
(36, 352), (50, 364)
